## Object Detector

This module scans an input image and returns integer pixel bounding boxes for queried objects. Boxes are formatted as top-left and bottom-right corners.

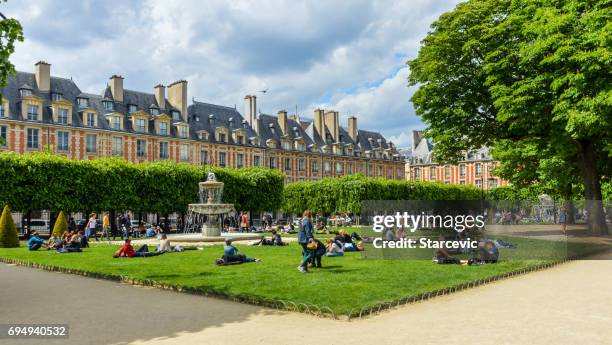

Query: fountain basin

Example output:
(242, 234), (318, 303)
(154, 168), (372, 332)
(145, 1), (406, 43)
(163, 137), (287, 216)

(188, 203), (235, 215)
(167, 232), (262, 243)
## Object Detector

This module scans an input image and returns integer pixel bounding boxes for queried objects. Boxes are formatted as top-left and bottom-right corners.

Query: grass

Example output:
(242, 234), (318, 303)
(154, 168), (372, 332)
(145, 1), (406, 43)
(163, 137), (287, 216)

(0, 237), (604, 316)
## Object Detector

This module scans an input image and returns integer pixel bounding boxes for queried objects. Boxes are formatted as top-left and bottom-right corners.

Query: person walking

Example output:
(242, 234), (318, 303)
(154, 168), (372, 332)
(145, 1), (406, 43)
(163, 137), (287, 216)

(102, 213), (111, 241)
(297, 210), (314, 273)
(85, 213), (99, 242)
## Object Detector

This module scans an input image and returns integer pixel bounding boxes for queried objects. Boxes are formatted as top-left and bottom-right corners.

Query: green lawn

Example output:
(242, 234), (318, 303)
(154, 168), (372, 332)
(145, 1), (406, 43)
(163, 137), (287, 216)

(0, 238), (603, 316)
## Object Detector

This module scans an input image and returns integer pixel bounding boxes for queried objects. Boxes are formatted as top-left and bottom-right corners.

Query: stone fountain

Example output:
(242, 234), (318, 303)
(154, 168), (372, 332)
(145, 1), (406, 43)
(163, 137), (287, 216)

(191, 171), (235, 236)
(170, 172), (260, 242)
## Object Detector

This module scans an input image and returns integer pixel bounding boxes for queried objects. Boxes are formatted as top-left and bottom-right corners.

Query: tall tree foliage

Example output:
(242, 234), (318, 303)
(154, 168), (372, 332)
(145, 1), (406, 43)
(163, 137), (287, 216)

(0, 2), (23, 98)
(408, 0), (611, 234)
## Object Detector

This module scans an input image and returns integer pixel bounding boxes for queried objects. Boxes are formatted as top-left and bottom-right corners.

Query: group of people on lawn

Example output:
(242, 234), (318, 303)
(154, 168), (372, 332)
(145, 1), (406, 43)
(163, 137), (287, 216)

(28, 230), (89, 253)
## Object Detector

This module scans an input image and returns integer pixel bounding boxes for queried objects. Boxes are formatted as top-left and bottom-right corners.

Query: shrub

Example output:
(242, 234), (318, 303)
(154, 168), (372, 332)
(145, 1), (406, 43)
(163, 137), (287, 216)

(0, 205), (19, 247)
(52, 211), (68, 237)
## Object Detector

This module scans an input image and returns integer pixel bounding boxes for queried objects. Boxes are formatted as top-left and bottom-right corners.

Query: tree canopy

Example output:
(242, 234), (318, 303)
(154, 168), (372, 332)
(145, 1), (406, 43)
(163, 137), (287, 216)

(408, 0), (611, 233)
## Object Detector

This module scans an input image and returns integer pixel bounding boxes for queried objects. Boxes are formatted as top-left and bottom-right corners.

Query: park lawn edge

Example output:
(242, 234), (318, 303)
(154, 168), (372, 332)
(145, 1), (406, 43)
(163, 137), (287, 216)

(0, 255), (568, 320)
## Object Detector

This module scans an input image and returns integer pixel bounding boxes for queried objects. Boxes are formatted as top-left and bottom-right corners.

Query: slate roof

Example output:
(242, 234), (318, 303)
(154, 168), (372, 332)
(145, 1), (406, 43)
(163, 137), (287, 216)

(188, 101), (260, 145)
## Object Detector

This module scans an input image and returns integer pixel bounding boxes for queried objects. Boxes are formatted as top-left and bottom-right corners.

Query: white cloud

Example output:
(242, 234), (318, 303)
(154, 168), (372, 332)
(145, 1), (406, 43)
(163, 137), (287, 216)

(1, 0), (463, 139)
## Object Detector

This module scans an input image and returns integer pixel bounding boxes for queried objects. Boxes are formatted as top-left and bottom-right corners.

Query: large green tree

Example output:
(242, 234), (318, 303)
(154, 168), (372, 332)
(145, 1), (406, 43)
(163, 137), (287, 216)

(0, 2), (23, 95)
(408, 0), (611, 234)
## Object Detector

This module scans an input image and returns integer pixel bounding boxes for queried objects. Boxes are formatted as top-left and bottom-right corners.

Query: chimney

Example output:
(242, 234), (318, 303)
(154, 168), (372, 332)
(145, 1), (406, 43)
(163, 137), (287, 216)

(244, 95), (258, 133)
(348, 116), (358, 141)
(167, 80), (188, 122)
(277, 110), (288, 136)
(324, 110), (339, 142)
(313, 108), (325, 138)
(35, 61), (50, 92)
(154, 84), (165, 109)
(109, 75), (124, 103)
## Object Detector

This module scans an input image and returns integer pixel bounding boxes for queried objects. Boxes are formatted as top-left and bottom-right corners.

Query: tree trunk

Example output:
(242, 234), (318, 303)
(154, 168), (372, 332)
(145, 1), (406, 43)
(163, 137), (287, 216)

(110, 210), (116, 238)
(575, 140), (608, 235)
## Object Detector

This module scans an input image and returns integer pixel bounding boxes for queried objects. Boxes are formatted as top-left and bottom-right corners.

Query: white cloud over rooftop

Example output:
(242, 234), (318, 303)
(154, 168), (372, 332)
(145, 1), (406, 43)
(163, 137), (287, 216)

(2, 0), (462, 148)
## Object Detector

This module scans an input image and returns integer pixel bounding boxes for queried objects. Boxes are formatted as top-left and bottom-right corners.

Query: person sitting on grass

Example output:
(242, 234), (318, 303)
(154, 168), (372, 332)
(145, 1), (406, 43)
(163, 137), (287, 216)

(222, 239), (260, 263)
(471, 240), (499, 264)
(46, 234), (64, 250)
(27, 231), (46, 251)
(251, 230), (287, 246)
(61, 230), (72, 245)
(325, 238), (344, 257)
(77, 230), (89, 248)
(113, 239), (164, 258)
(433, 235), (461, 264)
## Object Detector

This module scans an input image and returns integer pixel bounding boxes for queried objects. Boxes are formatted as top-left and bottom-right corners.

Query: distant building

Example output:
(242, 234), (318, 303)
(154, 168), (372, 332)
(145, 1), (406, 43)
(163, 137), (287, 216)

(0, 61), (405, 183)
(406, 130), (508, 189)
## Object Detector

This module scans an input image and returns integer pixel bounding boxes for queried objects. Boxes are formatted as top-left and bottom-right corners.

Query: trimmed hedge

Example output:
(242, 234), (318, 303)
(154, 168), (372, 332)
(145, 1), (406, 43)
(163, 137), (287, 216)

(0, 205), (19, 247)
(0, 152), (284, 214)
(52, 211), (68, 237)
(282, 174), (484, 214)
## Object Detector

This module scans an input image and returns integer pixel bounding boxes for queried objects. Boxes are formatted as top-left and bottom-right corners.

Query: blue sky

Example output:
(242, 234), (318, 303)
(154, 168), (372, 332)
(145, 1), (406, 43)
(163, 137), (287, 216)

(2, 0), (462, 148)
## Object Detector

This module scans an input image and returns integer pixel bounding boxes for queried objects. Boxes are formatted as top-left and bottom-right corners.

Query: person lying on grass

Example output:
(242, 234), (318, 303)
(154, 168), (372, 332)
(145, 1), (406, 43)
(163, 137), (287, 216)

(27, 231), (46, 251)
(220, 239), (260, 264)
(156, 234), (199, 253)
(250, 230), (287, 246)
(113, 239), (164, 258)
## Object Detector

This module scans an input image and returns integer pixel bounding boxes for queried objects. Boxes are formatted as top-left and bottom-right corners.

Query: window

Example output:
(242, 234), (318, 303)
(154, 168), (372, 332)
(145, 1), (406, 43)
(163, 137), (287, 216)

(200, 150), (209, 165)
(110, 116), (121, 130)
(253, 155), (261, 167)
(298, 159), (305, 171)
(347, 163), (353, 174)
(159, 142), (168, 159)
(218, 133), (226, 143)
(0, 103), (6, 117)
(103, 101), (113, 110)
(488, 179), (498, 189)
(77, 98), (88, 108)
(430, 167), (436, 180)
(387, 167), (393, 178)
(57, 108), (69, 124)
(137, 139), (147, 159)
(218, 152), (226, 167)
(159, 122), (168, 135)
(336, 162), (343, 174)
(311, 160), (319, 172)
(269, 157), (277, 169)
(150, 108), (159, 116)
(475, 163), (482, 176)
(367, 164), (373, 177)
(324, 161), (331, 173)
(128, 104), (137, 113)
(27, 105), (38, 121)
(86, 112), (96, 127)
(86, 134), (96, 153)
(378, 165), (383, 176)
(236, 135), (244, 145)
(0, 126), (7, 146)
(20, 89), (32, 97)
(179, 126), (188, 138)
(26, 128), (39, 149)
(56, 131), (69, 151)
(135, 118), (146, 133)
(52, 93), (62, 101)
(284, 158), (291, 171)
(444, 166), (451, 179)
(397, 168), (403, 179)
(475, 179), (482, 189)
(459, 164), (466, 177)
(414, 168), (421, 179)
(236, 153), (244, 168)
(282, 141), (291, 150)
(112, 137), (123, 155)
(171, 111), (180, 121)
(180, 144), (189, 161)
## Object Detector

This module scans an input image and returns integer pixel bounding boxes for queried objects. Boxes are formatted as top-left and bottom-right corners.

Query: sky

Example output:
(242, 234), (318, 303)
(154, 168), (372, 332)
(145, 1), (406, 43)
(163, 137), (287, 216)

(2, 0), (462, 148)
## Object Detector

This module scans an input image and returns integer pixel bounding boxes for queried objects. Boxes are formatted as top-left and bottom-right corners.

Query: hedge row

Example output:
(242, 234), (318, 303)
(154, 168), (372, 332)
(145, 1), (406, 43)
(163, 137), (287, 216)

(0, 152), (284, 214)
(282, 174), (484, 215)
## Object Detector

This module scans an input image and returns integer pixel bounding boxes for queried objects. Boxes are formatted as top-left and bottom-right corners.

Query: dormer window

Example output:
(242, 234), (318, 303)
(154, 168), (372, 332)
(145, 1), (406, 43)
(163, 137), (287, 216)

(128, 104), (137, 114)
(150, 107), (159, 116)
(57, 108), (69, 124)
(159, 122), (168, 135)
(194, 115), (200, 122)
(179, 125), (188, 138)
(134, 118), (147, 133)
(109, 116), (122, 130)
(27, 104), (39, 121)
(52, 93), (62, 101)
(77, 98), (89, 108)
(20, 89), (32, 97)
(103, 101), (114, 110)
(218, 133), (226, 143)
(236, 135), (244, 145)
(269, 123), (275, 134)
(171, 111), (180, 121)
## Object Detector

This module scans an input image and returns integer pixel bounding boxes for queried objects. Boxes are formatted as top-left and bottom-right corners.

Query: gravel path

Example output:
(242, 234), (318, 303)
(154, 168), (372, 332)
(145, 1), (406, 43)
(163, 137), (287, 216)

(1, 253), (611, 345)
